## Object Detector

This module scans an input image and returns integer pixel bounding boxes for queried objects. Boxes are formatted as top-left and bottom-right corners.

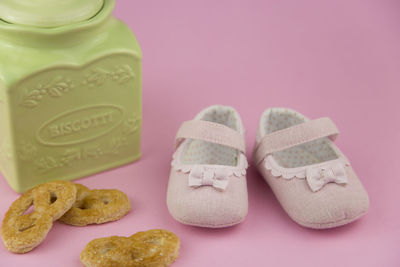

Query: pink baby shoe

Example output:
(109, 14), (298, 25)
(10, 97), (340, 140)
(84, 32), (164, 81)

(253, 108), (369, 229)
(167, 105), (248, 228)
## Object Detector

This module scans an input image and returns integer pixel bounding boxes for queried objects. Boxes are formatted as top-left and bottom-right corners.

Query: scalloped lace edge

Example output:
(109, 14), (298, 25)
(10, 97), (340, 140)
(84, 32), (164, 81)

(171, 151), (248, 178)
(263, 155), (349, 180)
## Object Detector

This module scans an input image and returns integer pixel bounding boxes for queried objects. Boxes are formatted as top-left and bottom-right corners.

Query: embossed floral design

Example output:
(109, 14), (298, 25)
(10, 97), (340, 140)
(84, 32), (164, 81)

(82, 65), (135, 87)
(59, 147), (105, 167)
(34, 156), (58, 172)
(21, 76), (74, 108)
(18, 140), (38, 161)
(122, 113), (141, 135)
(110, 65), (136, 83)
(59, 148), (83, 167)
(108, 135), (130, 154)
(34, 139), (130, 173)
(82, 69), (108, 87)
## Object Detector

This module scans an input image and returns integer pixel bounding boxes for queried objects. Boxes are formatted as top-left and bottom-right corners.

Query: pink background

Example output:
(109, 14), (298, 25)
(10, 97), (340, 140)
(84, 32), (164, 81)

(1, 0), (399, 266)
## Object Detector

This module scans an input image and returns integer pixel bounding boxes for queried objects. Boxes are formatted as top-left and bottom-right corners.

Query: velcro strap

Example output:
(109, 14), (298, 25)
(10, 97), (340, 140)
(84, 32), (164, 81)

(254, 117), (339, 164)
(175, 120), (245, 153)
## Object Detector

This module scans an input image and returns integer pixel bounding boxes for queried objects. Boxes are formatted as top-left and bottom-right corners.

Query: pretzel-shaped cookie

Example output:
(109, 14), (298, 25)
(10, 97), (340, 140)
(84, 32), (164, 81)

(59, 183), (131, 226)
(1, 181), (76, 253)
(80, 229), (180, 267)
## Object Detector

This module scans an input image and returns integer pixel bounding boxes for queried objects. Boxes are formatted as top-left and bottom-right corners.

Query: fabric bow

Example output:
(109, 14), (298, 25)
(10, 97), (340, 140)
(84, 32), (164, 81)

(306, 162), (348, 192)
(188, 166), (231, 191)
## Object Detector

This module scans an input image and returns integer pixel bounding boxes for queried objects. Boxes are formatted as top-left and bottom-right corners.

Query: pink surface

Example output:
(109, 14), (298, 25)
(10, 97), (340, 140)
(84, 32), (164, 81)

(1, 0), (399, 266)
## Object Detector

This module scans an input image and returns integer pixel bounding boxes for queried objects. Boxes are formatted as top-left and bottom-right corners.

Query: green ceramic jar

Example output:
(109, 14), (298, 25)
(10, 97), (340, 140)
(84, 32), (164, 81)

(0, 0), (142, 192)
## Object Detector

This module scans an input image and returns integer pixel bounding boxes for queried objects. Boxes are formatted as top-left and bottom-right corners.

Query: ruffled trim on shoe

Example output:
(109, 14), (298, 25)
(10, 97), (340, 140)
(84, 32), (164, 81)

(263, 155), (349, 180)
(171, 151), (248, 178)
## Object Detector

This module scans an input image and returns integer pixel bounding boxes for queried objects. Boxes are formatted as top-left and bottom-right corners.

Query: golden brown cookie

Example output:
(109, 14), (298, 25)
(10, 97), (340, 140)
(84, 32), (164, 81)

(59, 183), (131, 226)
(1, 181), (76, 253)
(80, 229), (180, 267)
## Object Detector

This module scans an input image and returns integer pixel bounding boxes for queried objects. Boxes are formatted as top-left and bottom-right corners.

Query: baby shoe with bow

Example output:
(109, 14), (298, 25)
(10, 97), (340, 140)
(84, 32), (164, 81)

(167, 105), (248, 228)
(253, 108), (369, 229)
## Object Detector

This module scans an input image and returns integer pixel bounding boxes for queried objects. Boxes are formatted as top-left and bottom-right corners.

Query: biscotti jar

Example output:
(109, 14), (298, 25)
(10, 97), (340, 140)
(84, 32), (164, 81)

(0, 0), (142, 192)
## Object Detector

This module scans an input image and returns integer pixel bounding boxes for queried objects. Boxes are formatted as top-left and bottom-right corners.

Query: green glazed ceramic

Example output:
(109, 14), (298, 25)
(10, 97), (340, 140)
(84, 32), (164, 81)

(0, 0), (142, 192)
(0, 0), (104, 28)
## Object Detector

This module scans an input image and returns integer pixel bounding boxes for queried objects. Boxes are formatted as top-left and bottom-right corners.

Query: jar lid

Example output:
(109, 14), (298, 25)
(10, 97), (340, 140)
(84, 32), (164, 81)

(0, 0), (104, 28)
